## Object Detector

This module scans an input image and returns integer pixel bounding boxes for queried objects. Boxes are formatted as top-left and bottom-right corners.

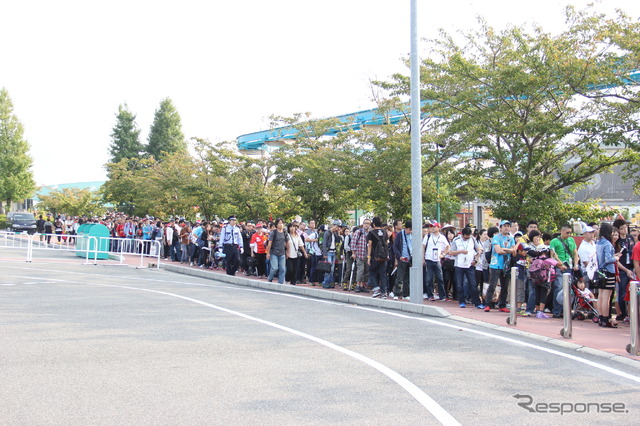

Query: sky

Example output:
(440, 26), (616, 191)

(1, 0), (639, 186)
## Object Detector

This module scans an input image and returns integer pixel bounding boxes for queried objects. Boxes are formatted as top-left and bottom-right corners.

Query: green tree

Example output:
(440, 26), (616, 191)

(270, 114), (356, 223)
(101, 157), (157, 216)
(146, 97), (187, 159)
(108, 103), (143, 164)
(382, 7), (640, 224)
(0, 88), (36, 214)
(37, 187), (106, 217)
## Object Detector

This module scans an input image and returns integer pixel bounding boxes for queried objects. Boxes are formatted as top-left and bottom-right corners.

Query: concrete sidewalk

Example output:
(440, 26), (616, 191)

(155, 259), (639, 367)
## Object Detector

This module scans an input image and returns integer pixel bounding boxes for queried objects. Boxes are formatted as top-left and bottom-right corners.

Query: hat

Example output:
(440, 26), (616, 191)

(332, 219), (342, 226)
(583, 226), (595, 233)
(228, 216), (237, 221)
(441, 223), (455, 229)
(514, 231), (523, 237)
(430, 220), (441, 228)
(499, 220), (511, 227)
(516, 242), (527, 251)
(538, 245), (550, 252)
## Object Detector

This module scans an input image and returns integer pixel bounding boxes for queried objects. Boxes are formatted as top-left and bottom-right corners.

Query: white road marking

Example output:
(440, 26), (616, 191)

(25, 277), (462, 426)
(3, 264), (640, 386)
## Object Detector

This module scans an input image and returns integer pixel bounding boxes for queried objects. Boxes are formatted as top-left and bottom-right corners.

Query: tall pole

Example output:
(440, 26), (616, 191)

(409, 0), (423, 304)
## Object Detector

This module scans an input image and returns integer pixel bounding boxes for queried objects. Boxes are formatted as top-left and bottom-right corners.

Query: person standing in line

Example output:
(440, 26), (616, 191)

(549, 224), (579, 318)
(321, 220), (342, 289)
(36, 215), (45, 241)
(596, 222), (622, 328)
(220, 216), (243, 275)
(179, 222), (191, 264)
(368, 216), (390, 298)
(286, 222), (307, 285)
(392, 220), (413, 300)
(351, 219), (371, 293)
(485, 220), (516, 312)
(266, 218), (289, 284)
(422, 221), (450, 301)
(250, 224), (268, 278)
(449, 227), (485, 309)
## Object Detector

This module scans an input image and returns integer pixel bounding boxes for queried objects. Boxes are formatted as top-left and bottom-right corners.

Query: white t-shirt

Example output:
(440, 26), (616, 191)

(577, 239), (596, 266)
(422, 233), (449, 261)
(450, 236), (480, 268)
(287, 233), (304, 258)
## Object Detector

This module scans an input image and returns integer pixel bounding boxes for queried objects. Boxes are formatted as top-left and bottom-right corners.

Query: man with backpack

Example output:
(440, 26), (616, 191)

(367, 216), (390, 298)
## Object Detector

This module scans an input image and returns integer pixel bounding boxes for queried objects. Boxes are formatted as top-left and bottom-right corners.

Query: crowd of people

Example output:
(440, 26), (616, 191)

(31, 211), (640, 328)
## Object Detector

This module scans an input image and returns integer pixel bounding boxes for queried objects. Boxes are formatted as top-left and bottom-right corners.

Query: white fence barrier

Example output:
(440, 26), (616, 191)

(0, 232), (160, 268)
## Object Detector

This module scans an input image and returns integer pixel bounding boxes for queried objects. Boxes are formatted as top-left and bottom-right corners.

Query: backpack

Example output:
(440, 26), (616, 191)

(372, 230), (389, 261)
(151, 227), (158, 239)
(529, 257), (556, 288)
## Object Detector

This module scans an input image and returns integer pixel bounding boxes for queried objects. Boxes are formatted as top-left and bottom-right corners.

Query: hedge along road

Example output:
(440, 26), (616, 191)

(1, 259), (639, 425)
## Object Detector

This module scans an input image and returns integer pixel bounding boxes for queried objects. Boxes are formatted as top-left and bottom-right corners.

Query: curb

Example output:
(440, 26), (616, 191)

(162, 264), (450, 318)
(162, 264), (640, 371)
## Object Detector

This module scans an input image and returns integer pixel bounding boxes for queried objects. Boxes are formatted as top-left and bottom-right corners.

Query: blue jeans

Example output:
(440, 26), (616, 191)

(552, 267), (564, 315)
(526, 274), (537, 314)
(268, 254), (286, 284)
(425, 260), (446, 299)
(322, 252), (336, 287)
(455, 266), (481, 305)
(368, 258), (388, 294)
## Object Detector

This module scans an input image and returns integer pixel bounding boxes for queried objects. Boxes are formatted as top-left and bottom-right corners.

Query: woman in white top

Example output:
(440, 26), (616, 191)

(286, 222), (307, 285)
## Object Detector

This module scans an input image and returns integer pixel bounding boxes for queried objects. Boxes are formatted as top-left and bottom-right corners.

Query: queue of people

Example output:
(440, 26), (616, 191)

(29, 210), (640, 329)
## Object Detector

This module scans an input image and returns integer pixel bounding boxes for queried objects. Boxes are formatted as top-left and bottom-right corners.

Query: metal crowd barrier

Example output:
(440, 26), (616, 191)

(0, 231), (163, 267)
(0, 231), (34, 261)
(31, 233), (98, 265)
(506, 266), (517, 326)
(95, 236), (161, 269)
(627, 280), (640, 356)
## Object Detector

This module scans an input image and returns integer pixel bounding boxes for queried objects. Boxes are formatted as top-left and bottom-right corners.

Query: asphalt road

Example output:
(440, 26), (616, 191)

(1, 257), (639, 425)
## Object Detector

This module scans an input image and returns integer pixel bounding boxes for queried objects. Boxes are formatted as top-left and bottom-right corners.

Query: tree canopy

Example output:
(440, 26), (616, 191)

(0, 88), (36, 214)
(379, 5), (640, 228)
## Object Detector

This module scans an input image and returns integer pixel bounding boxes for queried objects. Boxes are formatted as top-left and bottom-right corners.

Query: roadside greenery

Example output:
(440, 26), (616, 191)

(97, 5), (639, 226)
(0, 88), (36, 214)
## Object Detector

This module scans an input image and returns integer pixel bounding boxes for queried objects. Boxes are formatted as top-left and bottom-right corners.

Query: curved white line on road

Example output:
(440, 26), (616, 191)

(4, 265), (640, 384)
(26, 277), (461, 426)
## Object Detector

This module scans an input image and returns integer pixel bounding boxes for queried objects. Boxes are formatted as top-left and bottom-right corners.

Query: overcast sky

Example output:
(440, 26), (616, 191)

(1, 0), (638, 185)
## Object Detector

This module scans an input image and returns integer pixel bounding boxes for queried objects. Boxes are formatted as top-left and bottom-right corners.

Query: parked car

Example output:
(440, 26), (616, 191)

(8, 212), (37, 234)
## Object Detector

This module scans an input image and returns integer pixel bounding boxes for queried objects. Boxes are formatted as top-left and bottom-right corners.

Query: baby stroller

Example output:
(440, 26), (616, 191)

(570, 273), (599, 323)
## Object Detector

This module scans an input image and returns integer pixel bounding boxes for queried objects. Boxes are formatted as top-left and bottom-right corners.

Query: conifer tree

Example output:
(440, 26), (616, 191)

(108, 103), (143, 164)
(146, 97), (187, 159)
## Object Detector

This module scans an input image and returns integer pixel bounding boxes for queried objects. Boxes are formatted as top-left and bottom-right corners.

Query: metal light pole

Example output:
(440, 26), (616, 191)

(409, 0), (424, 304)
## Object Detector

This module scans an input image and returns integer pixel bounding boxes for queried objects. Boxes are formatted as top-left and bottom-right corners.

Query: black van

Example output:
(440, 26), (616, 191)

(8, 212), (37, 234)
